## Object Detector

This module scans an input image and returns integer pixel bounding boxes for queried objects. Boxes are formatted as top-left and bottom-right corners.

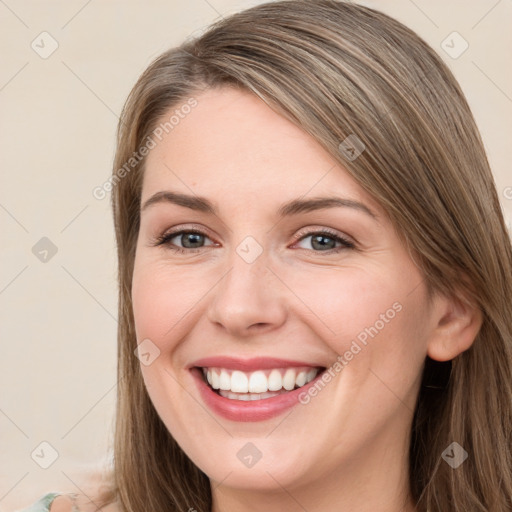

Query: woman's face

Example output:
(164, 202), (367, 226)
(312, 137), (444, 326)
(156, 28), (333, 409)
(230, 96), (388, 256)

(132, 86), (434, 498)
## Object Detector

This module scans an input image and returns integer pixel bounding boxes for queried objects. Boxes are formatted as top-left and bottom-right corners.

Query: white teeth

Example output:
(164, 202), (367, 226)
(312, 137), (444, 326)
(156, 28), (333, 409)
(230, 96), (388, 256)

(209, 369), (219, 389)
(296, 371), (307, 387)
(203, 366), (321, 395)
(218, 388), (289, 400)
(283, 368), (296, 390)
(268, 369), (283, 391)
(219, 370), (231, 390)
(248, 371), (268, 393)
(306, 368), (318, 383)
(231, 371), (249, 393)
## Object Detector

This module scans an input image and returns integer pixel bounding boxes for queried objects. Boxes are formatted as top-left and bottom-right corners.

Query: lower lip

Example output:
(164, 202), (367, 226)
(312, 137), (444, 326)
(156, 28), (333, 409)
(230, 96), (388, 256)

(189, 367), (325, 422)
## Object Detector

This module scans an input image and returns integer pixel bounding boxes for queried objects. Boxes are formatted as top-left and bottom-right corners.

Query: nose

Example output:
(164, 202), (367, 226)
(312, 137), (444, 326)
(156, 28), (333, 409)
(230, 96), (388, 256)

(206, 249), (287, 338)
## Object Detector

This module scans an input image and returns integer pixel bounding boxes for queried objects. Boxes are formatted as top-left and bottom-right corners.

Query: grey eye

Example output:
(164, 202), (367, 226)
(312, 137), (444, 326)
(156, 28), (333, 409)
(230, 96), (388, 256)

(168, 231), (215, 249)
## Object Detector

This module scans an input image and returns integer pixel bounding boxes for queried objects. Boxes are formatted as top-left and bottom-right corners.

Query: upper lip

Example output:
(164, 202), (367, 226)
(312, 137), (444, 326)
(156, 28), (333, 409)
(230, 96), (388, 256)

(189, 356), (325, 372)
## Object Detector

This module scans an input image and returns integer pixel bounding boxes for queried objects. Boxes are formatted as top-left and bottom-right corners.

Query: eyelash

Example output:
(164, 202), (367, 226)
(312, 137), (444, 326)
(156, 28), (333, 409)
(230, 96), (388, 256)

(152, 227), (355, 254)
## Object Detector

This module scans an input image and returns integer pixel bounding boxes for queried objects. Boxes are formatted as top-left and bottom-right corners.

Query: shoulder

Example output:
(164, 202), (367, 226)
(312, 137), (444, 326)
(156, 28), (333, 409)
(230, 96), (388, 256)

(49, 493), (120, 512)
(49, 463), (120, 512)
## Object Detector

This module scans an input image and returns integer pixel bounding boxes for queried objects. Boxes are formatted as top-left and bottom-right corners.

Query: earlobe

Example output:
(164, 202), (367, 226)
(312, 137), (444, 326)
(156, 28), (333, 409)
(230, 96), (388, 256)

(426, 291), (483, 362)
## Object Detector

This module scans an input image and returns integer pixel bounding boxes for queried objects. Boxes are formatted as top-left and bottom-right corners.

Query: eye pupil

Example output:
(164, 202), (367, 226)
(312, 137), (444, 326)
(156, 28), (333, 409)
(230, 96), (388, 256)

(182, 233), (203, 248)
(311, 234), (335, 250)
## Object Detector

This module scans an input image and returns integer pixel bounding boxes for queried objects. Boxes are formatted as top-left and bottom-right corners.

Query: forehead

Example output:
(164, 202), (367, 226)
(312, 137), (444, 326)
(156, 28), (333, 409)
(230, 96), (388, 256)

(142, 87), (382, 216)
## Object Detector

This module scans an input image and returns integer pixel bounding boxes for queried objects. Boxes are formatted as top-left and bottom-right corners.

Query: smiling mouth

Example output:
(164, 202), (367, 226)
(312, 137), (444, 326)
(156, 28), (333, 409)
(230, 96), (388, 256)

(196, 366), (326, 401)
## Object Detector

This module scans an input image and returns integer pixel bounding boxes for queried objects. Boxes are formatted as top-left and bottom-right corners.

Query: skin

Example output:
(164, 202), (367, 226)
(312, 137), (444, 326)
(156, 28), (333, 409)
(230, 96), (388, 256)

(131, 86), (482, 512)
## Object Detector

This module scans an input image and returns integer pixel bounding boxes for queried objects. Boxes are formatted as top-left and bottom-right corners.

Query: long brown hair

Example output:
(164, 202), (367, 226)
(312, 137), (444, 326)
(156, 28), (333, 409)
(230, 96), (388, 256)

(97, 1), (512, 510)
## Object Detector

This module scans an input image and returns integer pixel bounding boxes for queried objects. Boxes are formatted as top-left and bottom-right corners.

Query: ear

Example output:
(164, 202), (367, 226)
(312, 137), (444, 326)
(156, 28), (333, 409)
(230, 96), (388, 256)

(426, 288), (483, 362)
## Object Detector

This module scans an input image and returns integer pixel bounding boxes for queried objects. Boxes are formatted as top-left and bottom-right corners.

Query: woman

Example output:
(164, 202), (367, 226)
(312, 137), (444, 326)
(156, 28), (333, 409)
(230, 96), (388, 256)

(21, 0), (512, 511)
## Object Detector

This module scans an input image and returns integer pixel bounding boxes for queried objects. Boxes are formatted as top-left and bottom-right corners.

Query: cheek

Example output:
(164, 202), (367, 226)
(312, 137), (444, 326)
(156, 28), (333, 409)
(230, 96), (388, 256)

(287, 264), (405, 341)
(131, 259), (205, 345)
(287, 263), (428, 379)
(131, 273), (169, 344)
(131, 260), (207, 427)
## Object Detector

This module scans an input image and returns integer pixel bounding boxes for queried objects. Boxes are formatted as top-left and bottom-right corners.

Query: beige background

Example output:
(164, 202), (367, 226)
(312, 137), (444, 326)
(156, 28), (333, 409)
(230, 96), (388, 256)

(1, 0), (511, 509)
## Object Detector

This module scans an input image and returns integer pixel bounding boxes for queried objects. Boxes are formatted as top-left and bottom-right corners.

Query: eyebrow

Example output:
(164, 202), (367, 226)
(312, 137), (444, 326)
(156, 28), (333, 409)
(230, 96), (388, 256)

(140, 191), (377, 220)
